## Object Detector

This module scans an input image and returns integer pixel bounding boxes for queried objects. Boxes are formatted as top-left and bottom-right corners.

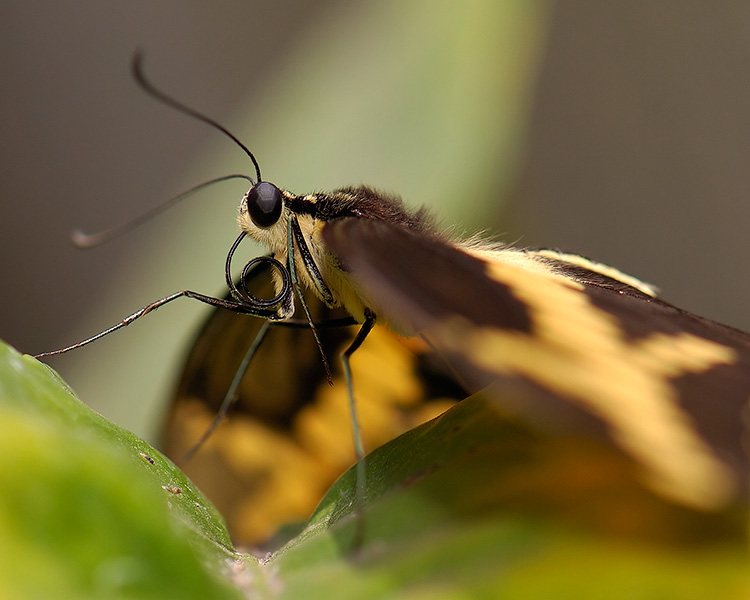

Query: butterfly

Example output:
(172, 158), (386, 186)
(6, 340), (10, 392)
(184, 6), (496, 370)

(163, 174), (750, 546)
(38, 54), (750, 549)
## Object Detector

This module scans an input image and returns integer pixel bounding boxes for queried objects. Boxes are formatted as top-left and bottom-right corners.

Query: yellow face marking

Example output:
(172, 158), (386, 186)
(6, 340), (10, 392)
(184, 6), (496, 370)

(432, 255), (738, 509)
(237, 191), (373, 321)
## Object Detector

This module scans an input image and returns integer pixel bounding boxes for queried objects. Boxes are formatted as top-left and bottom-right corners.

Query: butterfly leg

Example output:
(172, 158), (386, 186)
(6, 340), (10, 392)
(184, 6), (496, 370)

(341, 309), (376, 547)
(33, 289), (278, 358)
(342, 309), (376, 463)
(179, 320), (272, 464)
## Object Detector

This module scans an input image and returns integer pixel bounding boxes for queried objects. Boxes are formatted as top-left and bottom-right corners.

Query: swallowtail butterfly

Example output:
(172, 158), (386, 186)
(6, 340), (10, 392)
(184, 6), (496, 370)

(37, 55), (750, 549)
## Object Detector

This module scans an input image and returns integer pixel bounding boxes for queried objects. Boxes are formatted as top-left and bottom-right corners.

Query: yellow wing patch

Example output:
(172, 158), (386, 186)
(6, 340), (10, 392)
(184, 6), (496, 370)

(166, 325), (456, 545)
(429, 254), (739, 509)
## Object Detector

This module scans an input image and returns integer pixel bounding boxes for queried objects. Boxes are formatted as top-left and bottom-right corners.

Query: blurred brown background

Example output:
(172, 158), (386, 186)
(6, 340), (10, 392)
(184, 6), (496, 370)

(2, 1), (750, 438)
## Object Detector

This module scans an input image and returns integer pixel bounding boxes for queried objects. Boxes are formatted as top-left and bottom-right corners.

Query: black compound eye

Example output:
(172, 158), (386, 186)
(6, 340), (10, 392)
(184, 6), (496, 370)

(245, 181), (283, 228)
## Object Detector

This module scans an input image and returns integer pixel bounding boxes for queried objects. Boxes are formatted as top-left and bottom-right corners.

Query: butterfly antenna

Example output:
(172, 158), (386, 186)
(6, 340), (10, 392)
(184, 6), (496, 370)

(132, 50), (263, 183)
(72, 174), (252, 248)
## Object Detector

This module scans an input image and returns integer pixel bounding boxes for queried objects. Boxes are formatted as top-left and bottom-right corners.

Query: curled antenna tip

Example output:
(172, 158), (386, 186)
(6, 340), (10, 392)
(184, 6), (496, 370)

(131, 48), (146, 78)
(71, 229), (101, 249)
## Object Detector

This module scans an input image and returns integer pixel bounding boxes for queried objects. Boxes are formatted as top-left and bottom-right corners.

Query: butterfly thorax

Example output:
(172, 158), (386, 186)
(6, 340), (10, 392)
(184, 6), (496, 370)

(237, 184), (436, 323)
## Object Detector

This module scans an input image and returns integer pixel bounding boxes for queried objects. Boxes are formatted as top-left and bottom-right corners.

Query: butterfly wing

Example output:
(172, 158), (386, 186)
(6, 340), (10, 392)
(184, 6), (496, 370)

(164, 260), (460, 545)
(323, 216), (750, 511)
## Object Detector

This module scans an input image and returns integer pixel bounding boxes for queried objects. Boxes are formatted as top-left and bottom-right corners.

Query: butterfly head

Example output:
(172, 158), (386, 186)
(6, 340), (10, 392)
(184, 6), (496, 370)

(237, 181), (299, 259)
(236, 181), (345, 312)
(243, 181), (284, 228)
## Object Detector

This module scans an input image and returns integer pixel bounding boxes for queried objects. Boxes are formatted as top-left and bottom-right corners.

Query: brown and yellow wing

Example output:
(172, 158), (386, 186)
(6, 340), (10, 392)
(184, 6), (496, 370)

(323, 216), (750, 512)
(163, 262), (459, 546)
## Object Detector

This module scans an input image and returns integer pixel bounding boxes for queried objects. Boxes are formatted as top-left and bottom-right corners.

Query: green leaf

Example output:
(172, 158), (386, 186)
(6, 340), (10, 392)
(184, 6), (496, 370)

(2, 338), (746, 598)
(0, 340), (245, 600)
(266, 391), (748, 599)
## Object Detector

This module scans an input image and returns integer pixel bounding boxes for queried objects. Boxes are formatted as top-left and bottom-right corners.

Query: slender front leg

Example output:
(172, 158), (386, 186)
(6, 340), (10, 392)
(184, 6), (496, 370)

(342, 309), (376, 464)
(341, 309), (376, 550)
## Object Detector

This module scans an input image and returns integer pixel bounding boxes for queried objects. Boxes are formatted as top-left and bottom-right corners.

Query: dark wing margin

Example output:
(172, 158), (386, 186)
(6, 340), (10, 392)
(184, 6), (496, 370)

(323, 217), (534, 334)
(323, 216), (750, 511)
